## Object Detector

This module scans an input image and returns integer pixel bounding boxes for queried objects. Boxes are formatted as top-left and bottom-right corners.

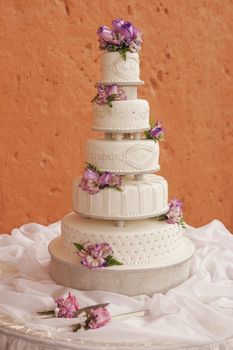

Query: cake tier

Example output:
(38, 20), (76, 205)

(50, 235), (194, 296)
(61, 213), (182, 266)
(86, 139), (159, 174)
(73, 174), (168, 220)
(93, 99), (150, 132)
(99, 52), (142, 84)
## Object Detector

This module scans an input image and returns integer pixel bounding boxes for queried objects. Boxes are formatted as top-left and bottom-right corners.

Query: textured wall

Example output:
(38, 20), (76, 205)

(0, 0), (232, 233)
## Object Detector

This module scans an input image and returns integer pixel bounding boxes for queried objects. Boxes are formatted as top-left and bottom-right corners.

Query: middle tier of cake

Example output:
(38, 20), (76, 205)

(87, 139), (159, 174)
(73, 174), (168, 220)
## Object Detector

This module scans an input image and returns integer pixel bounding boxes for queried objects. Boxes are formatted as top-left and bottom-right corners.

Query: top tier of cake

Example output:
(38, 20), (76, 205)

(98, 52), (143, 85)
(93, 51), (149, 133)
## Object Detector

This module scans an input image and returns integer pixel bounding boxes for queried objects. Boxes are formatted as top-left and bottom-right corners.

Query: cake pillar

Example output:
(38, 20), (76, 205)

(115, 220), (125, 228)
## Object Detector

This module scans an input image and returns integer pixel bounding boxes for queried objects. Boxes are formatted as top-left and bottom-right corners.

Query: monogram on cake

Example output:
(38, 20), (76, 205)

(49, 19), (195, 296)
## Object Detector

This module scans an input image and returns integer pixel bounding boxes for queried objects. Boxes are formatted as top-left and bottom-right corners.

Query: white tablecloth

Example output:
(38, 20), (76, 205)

(0, 219), (233, 350)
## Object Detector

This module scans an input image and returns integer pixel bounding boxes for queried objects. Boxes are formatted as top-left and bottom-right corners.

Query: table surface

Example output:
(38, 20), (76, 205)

(0, 219), (233, 350)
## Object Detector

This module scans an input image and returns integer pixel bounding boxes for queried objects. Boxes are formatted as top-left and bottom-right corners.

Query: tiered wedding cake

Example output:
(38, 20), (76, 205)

(49, 19), (195, 296)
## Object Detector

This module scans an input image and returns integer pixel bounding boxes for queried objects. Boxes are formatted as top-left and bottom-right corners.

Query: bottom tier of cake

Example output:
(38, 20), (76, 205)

(49, 236), (195, 296)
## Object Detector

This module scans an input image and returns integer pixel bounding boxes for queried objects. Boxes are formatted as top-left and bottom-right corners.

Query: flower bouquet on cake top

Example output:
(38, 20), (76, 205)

(97, 18), (142, 60)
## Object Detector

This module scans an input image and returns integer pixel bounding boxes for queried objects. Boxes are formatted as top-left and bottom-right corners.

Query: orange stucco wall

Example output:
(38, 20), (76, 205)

(0, 0), (232, 233)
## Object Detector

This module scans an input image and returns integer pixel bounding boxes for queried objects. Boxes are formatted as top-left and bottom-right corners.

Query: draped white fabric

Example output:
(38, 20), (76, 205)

(0, 219), (233, 350)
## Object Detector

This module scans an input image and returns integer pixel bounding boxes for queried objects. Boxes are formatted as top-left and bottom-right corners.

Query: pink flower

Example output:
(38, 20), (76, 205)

(166, 199), (183, 224)
(93, 84), (126, 107)
(55, 293), (80, 318)
(108, 173), (122, 187)
(98, 172), (121, 188)
(106, 84), (118, 95)
(114, 88), (127, 101)
(89, 307), (111, 329)
(79, 169), (100, 195)
(76, 242), (113, 269)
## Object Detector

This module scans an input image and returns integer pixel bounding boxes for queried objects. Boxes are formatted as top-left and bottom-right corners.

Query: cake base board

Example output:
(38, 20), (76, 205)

(49, 237), (194, 296)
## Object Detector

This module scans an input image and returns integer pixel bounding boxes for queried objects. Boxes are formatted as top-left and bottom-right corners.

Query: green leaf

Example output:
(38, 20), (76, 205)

(73, 242), (84, 251)
(156, 214), (167, 221)
(106, 256), (123, 266)
(179, 218), (186, 229)
(85, 162), (101, 174)
(115, 186), (123, 192)
(144, 130), (152, 140)
(120, 50), (127, 61)
(107, 100), (113, 108)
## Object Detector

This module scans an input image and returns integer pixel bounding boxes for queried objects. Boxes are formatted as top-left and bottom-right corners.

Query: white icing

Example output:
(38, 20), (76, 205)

(93, 99), (150, 132)
(73, 174), (168, 219)
(100, 52), (141, 83)
(61, 213), (182, 266)
(86, 139), (159, 174)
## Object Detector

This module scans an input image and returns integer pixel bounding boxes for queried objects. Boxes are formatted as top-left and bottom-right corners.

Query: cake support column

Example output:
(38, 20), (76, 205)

(134, 174), (144, 181)
(105, 133), (112, 140)
(115, 220), (125, 228)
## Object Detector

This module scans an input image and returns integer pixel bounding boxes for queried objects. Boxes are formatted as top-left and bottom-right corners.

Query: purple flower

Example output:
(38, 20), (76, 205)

(108, 173), (122, 187)
(166, 199), (183, 224)
(98, 172), (111, 187)
(93, 84), (127, 107)
(98, 172), (121, 188)
(55, 293), (80, 318)
(119, 21), (136, 41)
(112, 18), (125, 32)
(89, 307), (111, 329)
(97, 19), (142, 54)
(114, 88), (127, 101)
(97, 26), (114, 43)
(149, 121), (165, 141)
(79, 169), (100, 194)
(76, 242), (113, 269)
(106, 84), (118, 95)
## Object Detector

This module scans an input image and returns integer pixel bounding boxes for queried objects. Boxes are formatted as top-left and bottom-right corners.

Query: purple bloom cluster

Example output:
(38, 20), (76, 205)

(166, 199), (183, 225)
(77, 242), (113, 268)
(149, 121), (165, 141)
(55, 292), (80, 318)
(79, 165), (122, 195)
(97, 19), (142, 55)
(92, 84), (127, 107)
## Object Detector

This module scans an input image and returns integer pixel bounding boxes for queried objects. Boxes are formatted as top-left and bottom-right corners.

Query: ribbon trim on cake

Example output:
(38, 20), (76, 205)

(91, 84), (127, 108)
(97, 19), (142, 60)
(74, 241), (123, 268)
(79, 162), (122, 194)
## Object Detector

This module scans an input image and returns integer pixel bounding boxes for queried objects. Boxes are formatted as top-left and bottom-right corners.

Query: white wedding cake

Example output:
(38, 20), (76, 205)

(49, 19), (194, 296)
